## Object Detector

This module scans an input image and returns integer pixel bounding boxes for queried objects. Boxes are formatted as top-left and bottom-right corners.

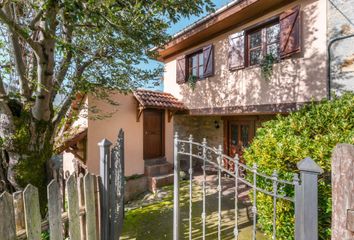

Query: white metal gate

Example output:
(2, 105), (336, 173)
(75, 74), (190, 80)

(173, 133), (323, 240)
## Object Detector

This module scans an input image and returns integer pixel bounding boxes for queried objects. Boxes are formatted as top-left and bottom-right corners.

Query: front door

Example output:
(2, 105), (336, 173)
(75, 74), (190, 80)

(225, 120), (255, 169)
(143, 109), (164, 159)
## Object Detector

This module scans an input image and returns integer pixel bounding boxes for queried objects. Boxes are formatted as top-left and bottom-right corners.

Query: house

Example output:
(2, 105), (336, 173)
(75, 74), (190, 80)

(60, 90), (186, 199)
(158, 0), (328, 162)
(62, 0), (352, 195)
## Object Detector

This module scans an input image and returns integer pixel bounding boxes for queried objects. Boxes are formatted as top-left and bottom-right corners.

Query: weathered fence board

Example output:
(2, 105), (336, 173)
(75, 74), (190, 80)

(13, 191), (26, 232)
(67, 174), (82, 240)
(48, 180), (63, 240)
(94, 175), (101, 240)
(78, 175), (87, 240)
(0, 192), (16, 240)
(332, 144), (354, 239)
(23, 185), (41, 240)
(84, 173), (98, 240)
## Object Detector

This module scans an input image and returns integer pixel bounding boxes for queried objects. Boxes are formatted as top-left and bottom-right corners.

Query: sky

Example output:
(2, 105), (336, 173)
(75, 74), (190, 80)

(145, 0), (233, 90)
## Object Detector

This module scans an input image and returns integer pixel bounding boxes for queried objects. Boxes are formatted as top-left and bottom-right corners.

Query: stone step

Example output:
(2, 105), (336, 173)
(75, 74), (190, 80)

(148, 173), (174, 192)
(144, 157), (167, 166)
(144, 162), (173, 177)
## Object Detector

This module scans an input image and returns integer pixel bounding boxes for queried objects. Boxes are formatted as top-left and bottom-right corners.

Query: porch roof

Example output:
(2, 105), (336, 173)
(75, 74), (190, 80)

(133, 89), (187, 111)
(56, 127), (87, 153)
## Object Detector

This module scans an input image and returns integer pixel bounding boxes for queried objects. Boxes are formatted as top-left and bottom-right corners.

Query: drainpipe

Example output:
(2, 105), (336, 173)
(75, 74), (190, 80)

(327, 33), (354, 99)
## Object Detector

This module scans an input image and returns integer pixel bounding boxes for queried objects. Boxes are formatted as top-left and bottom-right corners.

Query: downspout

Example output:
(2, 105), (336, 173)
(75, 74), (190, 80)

(327, 34), (354, 99)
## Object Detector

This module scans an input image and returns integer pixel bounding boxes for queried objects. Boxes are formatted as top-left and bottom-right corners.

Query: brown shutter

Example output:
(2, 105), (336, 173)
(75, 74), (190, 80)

(203, 44), (214, 78)
(176, 56), (187, 84)
(280, 6), (301, 58)
(228, 31), (245, 70)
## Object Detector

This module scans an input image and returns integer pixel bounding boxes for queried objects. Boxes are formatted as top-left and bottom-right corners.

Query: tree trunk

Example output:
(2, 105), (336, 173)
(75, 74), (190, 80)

(0, 112), (55, 213)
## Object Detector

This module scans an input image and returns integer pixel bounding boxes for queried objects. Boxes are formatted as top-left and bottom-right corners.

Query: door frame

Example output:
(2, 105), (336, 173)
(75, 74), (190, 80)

(143, 108), (165, 160)
(222, 116), (256, 157)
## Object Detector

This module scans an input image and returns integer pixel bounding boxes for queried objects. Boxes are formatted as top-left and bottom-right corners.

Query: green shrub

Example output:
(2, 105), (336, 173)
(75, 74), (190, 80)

(244, 93), (354, 240)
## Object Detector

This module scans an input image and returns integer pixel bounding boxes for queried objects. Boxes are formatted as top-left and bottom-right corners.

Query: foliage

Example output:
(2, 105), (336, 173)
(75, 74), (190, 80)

(244, 93), (354, 240)
(260, 54), (276, 80)
(187, 75), (198, 91)
(41, 231), (50, 240)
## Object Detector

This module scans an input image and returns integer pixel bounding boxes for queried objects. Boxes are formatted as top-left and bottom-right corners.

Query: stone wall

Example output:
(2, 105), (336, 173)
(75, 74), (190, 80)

(328, 0), (354, 94)
(174, 115), (224, 148)
(124, 176), (147, 202)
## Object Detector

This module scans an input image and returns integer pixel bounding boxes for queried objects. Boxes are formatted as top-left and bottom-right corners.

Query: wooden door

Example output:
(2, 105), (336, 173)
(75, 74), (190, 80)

(143, 109), (164, 159)
(225, 120), (255, 170)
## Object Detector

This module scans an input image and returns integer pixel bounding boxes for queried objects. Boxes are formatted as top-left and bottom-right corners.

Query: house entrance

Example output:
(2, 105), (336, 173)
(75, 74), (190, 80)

(143, 109), (164, 159)
(224, 119), (255, 168)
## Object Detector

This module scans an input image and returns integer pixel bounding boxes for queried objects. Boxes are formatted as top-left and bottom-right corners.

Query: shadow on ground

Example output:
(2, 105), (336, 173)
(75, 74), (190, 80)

(121, 174), (267, 240)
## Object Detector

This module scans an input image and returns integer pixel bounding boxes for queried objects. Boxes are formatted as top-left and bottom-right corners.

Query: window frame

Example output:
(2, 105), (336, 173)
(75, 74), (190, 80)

(245, 18), (280, 67)
(186, 49), (204, 80)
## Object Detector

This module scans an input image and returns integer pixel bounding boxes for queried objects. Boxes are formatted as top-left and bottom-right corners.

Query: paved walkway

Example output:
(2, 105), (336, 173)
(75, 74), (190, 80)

(122, 174), (266, 240)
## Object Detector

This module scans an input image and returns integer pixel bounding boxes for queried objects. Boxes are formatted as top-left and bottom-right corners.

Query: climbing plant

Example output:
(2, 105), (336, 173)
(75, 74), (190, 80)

(260, 54), (276, 80)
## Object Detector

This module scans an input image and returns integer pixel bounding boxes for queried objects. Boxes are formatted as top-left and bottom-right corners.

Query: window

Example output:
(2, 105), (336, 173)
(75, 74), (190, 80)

(188, 51), (204, 79)
(247, 21), (280, 66)
(176, 44), (214, 84)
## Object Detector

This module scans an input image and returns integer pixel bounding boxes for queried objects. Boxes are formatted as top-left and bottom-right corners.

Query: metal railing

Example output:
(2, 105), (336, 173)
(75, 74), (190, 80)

(173, 133), (323, 240)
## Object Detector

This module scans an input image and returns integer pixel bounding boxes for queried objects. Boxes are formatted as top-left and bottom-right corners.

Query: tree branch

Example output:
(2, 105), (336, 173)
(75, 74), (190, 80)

(52, 20), (74, 101)
(0, 6), (40, 54)
(3, 3), (31, 100)
(52, 92), (72, 127)
(29, 10), (43, 30)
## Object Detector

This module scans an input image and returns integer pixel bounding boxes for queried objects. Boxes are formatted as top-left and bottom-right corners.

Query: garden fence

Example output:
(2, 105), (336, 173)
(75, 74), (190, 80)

(0, 173), (100, 240)
(0, 129), (125, 240)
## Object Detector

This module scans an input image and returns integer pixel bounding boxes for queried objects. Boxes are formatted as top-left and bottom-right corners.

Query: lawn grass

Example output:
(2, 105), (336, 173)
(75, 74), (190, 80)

(121, 177), (267, 240)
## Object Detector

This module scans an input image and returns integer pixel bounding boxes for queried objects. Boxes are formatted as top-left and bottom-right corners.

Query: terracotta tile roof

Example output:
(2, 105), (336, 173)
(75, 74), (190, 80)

(133, 89), (187, 111)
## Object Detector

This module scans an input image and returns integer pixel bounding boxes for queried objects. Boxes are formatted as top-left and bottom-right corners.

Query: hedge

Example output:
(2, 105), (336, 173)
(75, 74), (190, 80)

(244, 93), (354, 240)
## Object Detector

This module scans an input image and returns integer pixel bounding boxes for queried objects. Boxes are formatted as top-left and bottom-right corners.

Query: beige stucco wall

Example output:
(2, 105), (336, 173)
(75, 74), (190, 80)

(164, 0), (327, 110)
(87, 93), (144, 176)
(86, 92), (174, 176)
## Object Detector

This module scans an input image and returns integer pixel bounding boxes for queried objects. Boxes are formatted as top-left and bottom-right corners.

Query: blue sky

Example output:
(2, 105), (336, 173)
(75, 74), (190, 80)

(145, 0), (233, 90)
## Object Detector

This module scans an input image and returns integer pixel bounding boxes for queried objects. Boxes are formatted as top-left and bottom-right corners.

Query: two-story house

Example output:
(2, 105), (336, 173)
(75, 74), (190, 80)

(157, 0), (327, 163)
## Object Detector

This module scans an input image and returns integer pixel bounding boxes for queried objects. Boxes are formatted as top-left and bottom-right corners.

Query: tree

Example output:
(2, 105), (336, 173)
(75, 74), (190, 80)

(0, 0), (214, 198)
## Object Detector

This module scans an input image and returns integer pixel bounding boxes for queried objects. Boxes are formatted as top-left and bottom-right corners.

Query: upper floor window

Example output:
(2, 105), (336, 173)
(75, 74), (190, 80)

(176, 44), (214, 84)
(188, 51), (204, 79)
(247, 22), (280, 66)
(228, 6), (301, 70)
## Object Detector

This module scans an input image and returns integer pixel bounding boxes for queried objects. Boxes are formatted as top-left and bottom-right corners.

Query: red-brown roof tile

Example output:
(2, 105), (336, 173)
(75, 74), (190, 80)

(133, 89), (187, 111)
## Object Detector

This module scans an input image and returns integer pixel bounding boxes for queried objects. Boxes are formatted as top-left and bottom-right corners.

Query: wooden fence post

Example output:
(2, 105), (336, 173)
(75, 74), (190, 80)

(84, 173), (97, 240)
(67, 174), (81, 240)
(0, 192), (16, 240)
(331, 144), (354, 239)
(295, 157), (323, 240)
(78, 174), (87, 239)
(13, 191), (25, 232)
(98, 138), (112, 240)
(48, 180), (63, 240)
(23, 185), (41, 240)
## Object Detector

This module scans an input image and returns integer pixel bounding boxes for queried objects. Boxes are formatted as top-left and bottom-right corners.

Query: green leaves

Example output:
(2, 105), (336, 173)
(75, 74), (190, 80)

(244, 93), (354, 240)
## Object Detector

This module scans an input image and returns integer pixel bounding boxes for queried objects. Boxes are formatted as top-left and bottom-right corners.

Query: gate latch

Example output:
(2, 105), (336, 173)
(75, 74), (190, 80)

(347, 209), (354, 232)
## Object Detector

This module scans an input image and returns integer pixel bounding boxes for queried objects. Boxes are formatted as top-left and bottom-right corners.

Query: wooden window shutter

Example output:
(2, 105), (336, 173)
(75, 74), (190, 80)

(203, 44), (214, 78)
(228, 31), (245, 70)
(176, 56), (187, 84)
(280, 6), (301, 58)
